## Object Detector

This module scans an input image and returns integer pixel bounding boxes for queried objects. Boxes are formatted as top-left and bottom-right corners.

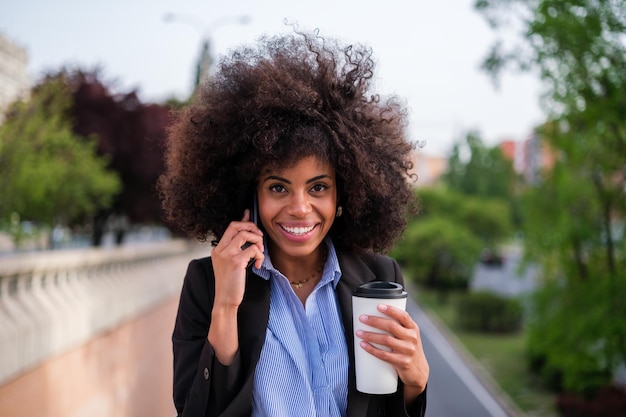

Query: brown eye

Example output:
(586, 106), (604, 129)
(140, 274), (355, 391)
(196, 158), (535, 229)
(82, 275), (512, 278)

(311, 183), (329, 193)
(269, 184), (287, 193)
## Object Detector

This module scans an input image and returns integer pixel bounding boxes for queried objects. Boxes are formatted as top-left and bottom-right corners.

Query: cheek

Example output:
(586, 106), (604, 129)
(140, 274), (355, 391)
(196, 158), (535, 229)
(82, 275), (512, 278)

(322, 199), (338, 222)
(258, 200), (281, 228)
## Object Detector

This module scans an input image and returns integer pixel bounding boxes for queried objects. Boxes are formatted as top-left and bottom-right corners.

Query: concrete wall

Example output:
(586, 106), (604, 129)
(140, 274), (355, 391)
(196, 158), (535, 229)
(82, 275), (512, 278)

(0, 296), (179, 417)
(0, 240), (210, 417)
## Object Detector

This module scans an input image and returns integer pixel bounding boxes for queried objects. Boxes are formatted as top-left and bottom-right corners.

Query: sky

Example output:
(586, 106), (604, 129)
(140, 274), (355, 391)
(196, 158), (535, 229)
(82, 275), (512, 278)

(1, 0), (545, 156)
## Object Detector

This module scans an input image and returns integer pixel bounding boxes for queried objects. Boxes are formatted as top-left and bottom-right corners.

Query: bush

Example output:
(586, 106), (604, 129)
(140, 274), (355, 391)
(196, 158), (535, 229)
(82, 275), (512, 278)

(526, 277), (625, 395)
(556, 386), (626, 417)
(391, 215), (482, 292)
(455, 291), (523, 333)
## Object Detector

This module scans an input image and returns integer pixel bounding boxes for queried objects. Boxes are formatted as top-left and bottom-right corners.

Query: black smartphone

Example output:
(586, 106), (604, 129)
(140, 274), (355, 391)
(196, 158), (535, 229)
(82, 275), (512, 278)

(241, 193), (258, 267)
(251, 192), (259, 227)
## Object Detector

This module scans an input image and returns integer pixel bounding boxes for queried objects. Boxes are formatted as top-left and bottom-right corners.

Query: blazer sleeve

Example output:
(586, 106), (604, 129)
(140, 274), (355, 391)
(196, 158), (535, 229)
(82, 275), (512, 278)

(172, 258), (245, 417)
(390, 256), (428, 417)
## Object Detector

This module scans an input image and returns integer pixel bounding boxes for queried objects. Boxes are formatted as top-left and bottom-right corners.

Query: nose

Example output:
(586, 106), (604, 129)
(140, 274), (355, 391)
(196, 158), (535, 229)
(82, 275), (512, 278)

(286, 191), (312, 217)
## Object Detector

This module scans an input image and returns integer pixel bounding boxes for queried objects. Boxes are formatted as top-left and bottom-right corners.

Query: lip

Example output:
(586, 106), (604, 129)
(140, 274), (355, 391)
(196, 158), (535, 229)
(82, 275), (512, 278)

(278, 223), (319, 242)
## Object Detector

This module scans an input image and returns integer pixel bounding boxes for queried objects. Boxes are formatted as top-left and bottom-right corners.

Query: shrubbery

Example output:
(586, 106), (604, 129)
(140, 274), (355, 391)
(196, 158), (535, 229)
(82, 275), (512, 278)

(391, 187), (512, 297)
(455, 291), (523, 333)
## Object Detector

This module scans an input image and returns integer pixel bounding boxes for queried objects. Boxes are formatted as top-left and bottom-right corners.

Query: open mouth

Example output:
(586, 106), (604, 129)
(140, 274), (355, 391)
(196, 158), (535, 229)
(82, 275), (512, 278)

(280, 224), (316, 236)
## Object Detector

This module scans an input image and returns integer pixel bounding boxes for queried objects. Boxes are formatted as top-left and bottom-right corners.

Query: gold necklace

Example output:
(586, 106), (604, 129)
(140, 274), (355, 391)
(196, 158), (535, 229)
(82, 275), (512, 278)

(289, 251), (327, 289)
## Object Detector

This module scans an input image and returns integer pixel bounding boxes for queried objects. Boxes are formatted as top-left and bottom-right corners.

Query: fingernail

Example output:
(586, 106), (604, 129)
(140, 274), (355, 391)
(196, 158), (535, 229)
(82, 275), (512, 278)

(360, 314), (368, 322)
(379, 304), (387, 311)
(356, 330), (363, 337)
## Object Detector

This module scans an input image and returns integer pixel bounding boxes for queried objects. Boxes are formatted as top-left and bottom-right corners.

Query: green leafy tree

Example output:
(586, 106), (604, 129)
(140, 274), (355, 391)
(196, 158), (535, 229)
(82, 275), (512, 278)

(475, 0), (626, 395)
(444, 131), (518, 201)
(63, 69), (170, 245)
(417, 187), (513, 249)
(392, 187), (511, 298)
(393, 215), (482, 294)
(444, 131), (522, 231)
(0, 76), (120, 245)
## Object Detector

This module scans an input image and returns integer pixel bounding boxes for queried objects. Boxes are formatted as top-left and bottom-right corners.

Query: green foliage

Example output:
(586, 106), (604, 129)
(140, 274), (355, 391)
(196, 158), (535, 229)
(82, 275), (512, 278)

(457, 197), (513, 249)
(526, 275), (626, 394)
(455, 291), (523, 333)
(444, 132), (518, 200)
(444, 131), (522, 230)
(392, 187), (512, 293)
(415, 187), (513, 248)
(476, 0), (626, 396)
(392, 215), (482, 291)
(520, 161), (603, 280)
(0, 77), (120, 237)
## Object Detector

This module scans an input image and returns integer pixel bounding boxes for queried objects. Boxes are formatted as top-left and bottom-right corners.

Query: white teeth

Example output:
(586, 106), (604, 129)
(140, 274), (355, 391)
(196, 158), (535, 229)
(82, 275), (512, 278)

(282, 225), (314, 235)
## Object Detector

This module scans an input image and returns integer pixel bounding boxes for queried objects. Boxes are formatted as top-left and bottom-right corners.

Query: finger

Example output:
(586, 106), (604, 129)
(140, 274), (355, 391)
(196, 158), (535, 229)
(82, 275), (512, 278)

(238, 230), (264, 267)
(377, 304), (417, 328)
(215, 230), (261, 260)
(220, 220), (263, 248)
(356, 329), (397, 350)
(253, 252), (265, 269)
(238, 229), (264, 250)
(359, 315), (415, 346)
(241, 209), (250, 222)
(359, 313), (403, 334)
(356, 336), (406, 368)
(356, 330), (418, 370)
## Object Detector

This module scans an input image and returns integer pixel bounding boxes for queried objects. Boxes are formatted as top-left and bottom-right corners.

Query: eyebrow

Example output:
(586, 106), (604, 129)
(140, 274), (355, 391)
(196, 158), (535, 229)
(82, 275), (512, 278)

(262, 174), (333, 184)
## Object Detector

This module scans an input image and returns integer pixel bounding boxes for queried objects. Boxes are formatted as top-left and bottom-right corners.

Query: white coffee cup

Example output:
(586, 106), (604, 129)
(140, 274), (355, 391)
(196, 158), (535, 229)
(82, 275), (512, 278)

(352, 281), (407, 394)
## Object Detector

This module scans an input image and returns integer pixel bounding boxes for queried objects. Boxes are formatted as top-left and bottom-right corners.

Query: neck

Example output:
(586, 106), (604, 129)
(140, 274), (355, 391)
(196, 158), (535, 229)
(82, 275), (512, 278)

(270, 245), (327, 284)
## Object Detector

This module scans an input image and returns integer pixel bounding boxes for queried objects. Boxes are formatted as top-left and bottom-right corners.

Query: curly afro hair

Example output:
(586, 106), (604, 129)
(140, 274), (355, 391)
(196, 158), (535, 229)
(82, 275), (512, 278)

(158, 30), (417, 253)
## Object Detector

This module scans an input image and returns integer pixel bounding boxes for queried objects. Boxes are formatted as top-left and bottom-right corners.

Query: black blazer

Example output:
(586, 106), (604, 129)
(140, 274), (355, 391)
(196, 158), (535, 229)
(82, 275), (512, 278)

(172, 250), (427, 417)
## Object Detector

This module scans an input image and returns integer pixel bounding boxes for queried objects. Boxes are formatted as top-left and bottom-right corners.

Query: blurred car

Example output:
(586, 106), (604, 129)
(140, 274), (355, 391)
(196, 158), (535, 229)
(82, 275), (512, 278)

(480, 248), (504, 266)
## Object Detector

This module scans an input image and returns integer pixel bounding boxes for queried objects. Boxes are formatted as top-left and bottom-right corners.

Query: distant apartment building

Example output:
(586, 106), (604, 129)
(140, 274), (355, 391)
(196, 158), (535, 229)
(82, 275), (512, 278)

(410, 151), (448, 187)
(0, 32), (30, 124)
(500, 133), (556, 184)
(408, 133), (558, 188)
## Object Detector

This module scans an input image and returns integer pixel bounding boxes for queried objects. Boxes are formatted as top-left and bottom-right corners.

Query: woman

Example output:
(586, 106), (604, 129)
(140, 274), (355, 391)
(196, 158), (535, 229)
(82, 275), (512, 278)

(158, 30), (429, 417)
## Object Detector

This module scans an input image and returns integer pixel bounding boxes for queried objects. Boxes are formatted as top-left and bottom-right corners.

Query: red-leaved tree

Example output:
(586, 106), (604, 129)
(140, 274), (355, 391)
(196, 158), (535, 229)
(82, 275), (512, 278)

(49, 69), (172, 245)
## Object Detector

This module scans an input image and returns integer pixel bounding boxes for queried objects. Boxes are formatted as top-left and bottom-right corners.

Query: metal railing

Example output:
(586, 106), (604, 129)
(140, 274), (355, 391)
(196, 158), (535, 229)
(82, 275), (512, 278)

(0, 239), (207, 385)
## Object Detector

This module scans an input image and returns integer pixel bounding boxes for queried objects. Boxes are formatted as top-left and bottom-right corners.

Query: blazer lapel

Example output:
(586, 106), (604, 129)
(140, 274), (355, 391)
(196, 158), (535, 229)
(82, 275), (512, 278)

(238, 271), (271, 366)
(226, 271), (270, 416)
(335, 251), (378, 417)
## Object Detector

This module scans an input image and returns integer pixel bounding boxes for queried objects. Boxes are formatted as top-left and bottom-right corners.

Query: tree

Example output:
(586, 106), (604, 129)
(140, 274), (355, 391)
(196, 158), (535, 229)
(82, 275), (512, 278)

(47, 69), (171, 245)
(444, 131), (518, 201)
(475, 0), (626, 395)
(392, 187), (511, 297)
(393, 214), (482, 294)
(0, 76), (120, 246)
(444, 131), (522, 230)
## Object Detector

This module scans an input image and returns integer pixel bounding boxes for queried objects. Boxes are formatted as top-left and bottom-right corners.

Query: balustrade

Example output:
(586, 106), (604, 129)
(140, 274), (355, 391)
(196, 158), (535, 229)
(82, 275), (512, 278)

(0, 239), (206, 385)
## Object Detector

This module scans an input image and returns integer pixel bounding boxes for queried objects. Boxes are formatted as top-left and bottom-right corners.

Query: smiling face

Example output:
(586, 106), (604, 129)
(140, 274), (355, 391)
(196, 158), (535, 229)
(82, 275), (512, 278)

(257, 155), (337, 264)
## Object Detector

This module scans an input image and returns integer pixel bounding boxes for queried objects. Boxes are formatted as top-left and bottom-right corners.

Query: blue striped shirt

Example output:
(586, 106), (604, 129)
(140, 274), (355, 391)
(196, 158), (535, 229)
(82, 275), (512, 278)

(251, 240), (349, 417)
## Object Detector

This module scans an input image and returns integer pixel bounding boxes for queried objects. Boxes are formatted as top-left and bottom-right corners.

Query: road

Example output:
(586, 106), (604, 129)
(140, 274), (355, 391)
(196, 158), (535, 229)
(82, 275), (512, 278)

(409, 244), (538, 416)
(408, 298), (513, 417)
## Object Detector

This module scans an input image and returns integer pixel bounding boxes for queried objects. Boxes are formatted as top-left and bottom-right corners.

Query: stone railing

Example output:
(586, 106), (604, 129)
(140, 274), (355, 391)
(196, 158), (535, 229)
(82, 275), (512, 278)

(0, 239), (208, 385)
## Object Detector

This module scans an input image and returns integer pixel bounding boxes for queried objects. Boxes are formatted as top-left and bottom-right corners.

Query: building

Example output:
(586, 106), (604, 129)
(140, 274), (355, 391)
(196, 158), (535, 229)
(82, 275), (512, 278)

(500, 133), (556, 185)
(410, 150), (448, 187)
(0, 32), (30, 124)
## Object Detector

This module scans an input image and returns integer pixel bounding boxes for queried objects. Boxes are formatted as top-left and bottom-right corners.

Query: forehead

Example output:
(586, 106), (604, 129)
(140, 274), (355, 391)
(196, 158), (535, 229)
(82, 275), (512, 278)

(261, 155), (335, 179)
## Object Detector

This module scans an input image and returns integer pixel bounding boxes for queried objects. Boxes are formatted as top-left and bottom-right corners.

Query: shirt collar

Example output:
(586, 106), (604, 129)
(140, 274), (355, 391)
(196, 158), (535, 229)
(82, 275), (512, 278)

(253, 238), (342, 288)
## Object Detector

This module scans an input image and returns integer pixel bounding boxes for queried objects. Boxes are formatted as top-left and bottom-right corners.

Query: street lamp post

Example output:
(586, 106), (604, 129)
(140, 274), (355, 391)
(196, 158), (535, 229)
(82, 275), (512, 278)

(163, 13), (250, 89)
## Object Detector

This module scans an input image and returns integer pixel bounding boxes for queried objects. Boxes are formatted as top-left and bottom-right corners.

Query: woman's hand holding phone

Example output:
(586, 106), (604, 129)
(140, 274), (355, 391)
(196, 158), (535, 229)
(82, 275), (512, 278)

(208, 209), (264, 365)
(211, 209), (264, 308)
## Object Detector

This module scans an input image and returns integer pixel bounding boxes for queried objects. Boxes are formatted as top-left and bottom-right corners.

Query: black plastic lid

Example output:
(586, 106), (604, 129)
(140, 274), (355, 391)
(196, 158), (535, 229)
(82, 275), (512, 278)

(352, 281), (407, 299)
